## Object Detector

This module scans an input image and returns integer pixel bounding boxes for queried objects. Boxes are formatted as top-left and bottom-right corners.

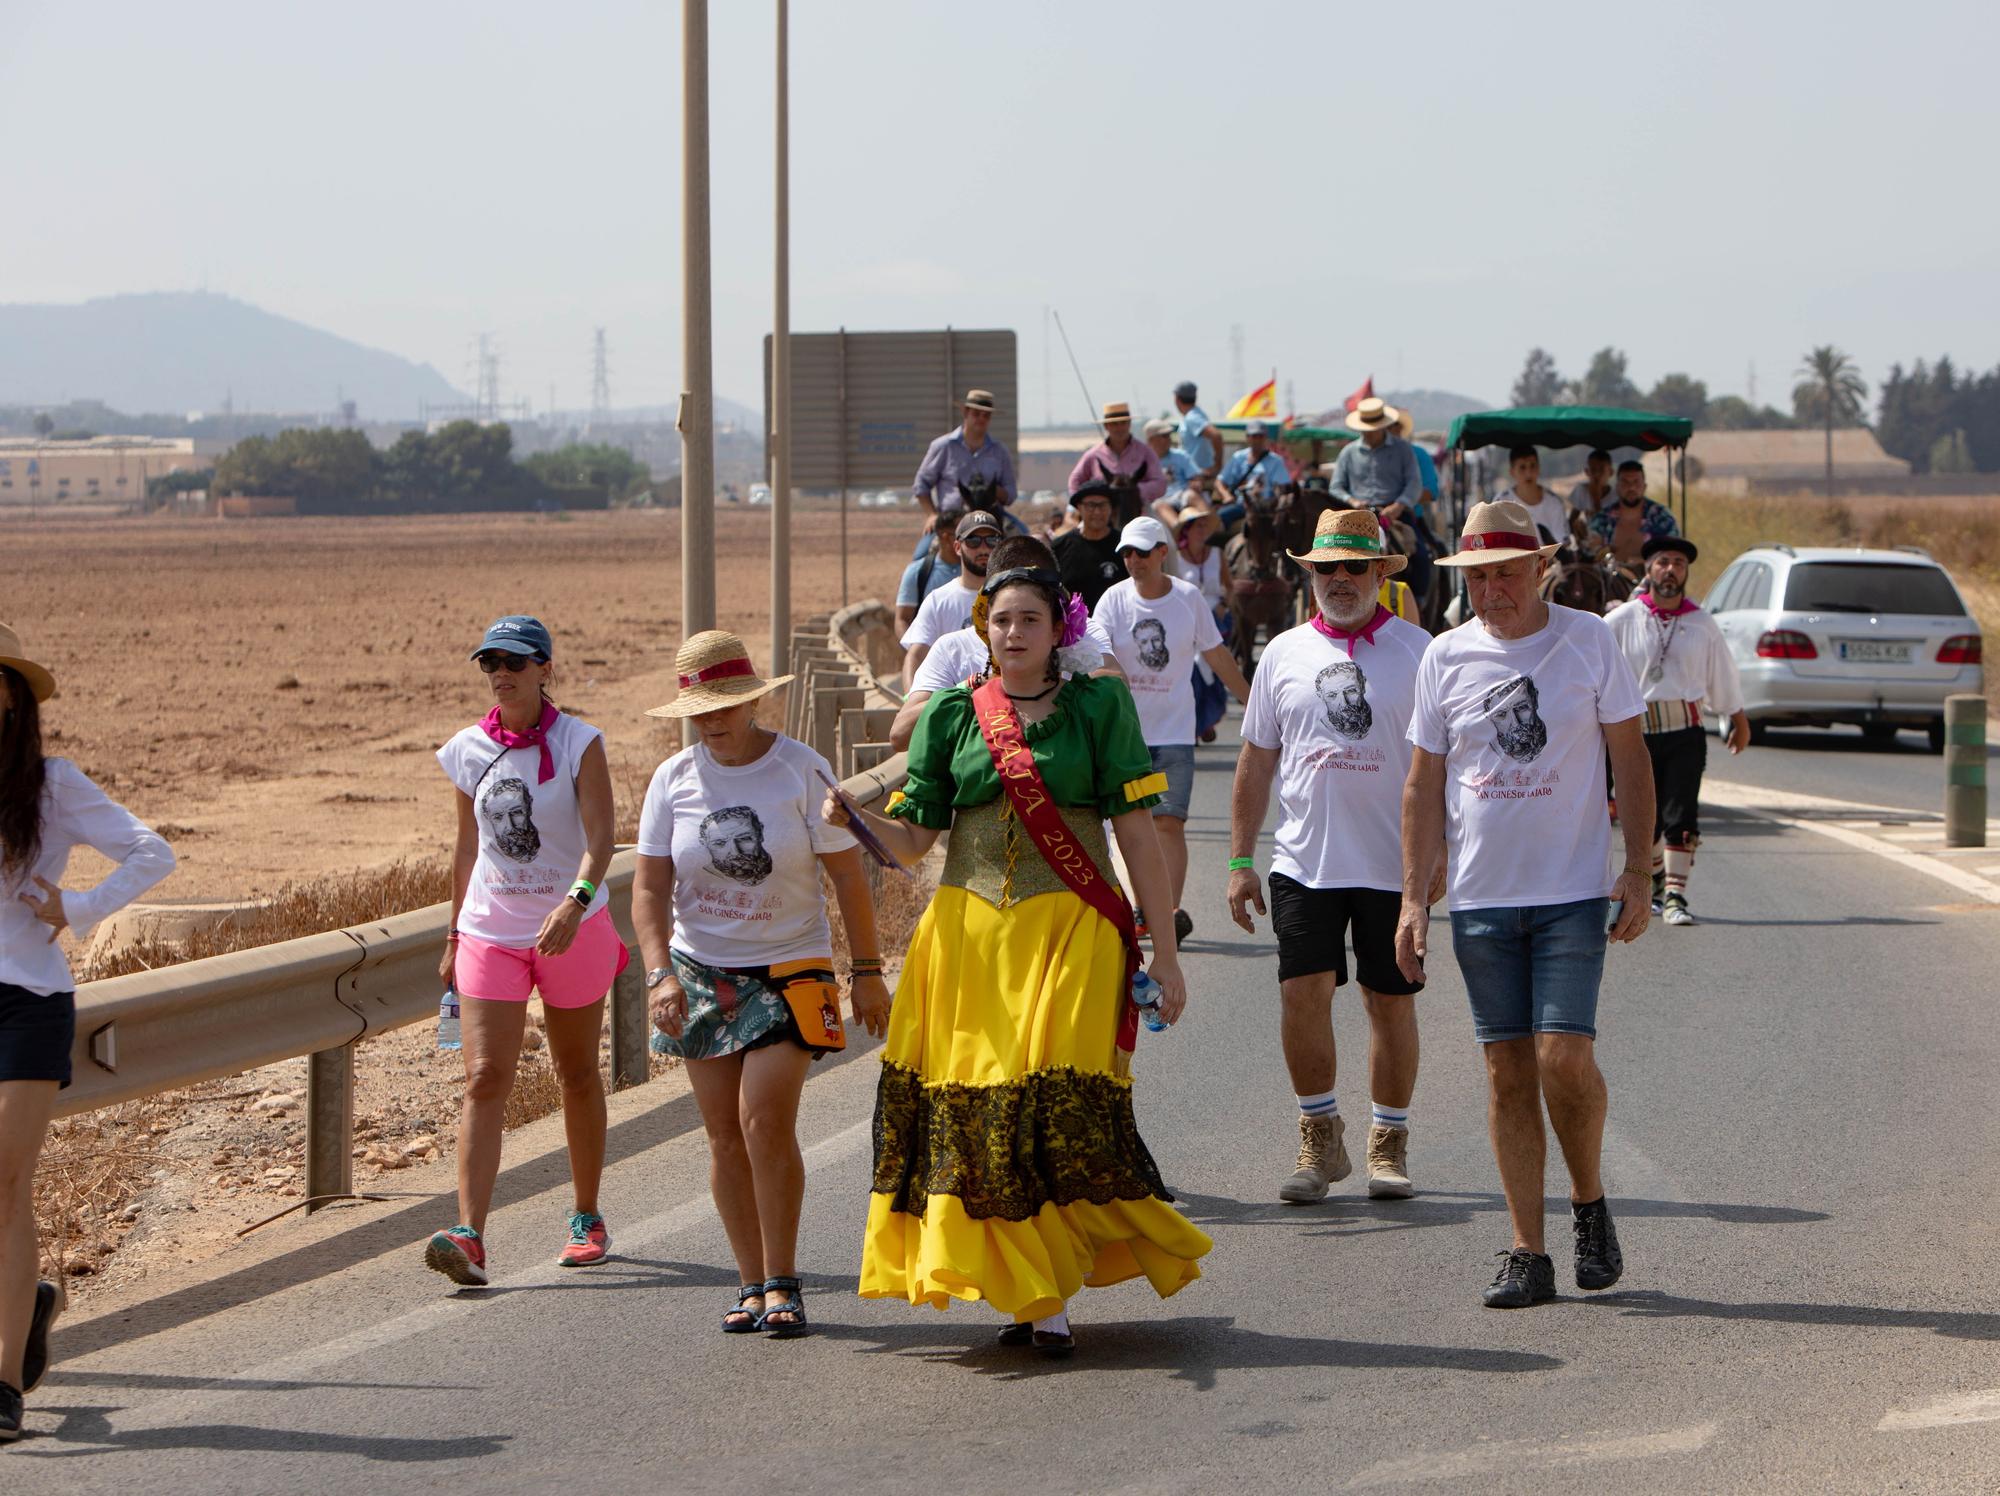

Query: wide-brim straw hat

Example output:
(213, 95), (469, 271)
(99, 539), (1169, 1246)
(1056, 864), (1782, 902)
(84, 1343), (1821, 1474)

(1344, 396), (1403, 433)
(1286, 507), (1408, 575)
(0, 621), (58, 702)
(645, 630), (793, 719)
(1434, 499), (1562, 568)
(1171, 503), (1221, 534)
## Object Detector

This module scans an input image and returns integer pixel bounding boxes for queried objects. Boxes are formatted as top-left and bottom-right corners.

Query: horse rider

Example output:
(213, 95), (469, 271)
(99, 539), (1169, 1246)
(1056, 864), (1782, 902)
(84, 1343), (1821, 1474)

(1604, 536), (1748, 927)
(910, 388), (1019, 560)
(1328, 397), (1436, 605)
(1587, 460), (1681, 572)
(1148, 418), (1200, 519)
(1069, 401), (1167, 524)
(1570, 449), (1615, 520)
(1217, 419), (1291, 531)
(1174, 381), (1221, 478)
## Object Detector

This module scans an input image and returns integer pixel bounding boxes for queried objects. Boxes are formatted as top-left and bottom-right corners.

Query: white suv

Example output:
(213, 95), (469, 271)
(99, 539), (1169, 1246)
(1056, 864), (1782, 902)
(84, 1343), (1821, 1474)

(1703, 545), (1983, 752)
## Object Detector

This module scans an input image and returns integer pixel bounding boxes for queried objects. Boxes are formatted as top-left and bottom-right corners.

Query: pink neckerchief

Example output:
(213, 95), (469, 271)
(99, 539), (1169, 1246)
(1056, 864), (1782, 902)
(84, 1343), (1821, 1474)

(1311, 603), (1393, 649)
(479, 700), (559, 783)
(1639, 591), (1697, 619)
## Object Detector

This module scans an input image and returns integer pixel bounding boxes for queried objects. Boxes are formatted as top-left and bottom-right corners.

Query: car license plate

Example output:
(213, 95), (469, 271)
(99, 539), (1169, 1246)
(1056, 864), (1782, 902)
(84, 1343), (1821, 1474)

(1836, 640), (1912, 663)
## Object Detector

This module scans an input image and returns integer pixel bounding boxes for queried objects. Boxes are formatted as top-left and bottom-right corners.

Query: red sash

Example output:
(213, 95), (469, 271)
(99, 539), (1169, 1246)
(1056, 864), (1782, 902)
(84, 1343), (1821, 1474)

(971, 678), (1142, 1054)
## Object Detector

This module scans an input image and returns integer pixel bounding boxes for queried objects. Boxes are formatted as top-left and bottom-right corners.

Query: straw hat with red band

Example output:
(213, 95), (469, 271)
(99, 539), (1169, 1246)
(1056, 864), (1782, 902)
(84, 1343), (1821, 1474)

(644, 630), (794, 719)
(1434, 499), (1561, 568)
(0, 621), (58, 703)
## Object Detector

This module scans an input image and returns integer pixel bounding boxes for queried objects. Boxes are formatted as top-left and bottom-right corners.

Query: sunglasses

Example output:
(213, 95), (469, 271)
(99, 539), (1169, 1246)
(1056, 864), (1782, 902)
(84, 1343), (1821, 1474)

(477, 651), (541, 673)
(1311, 559), (1376, 576)
(957, 533), (999, 549)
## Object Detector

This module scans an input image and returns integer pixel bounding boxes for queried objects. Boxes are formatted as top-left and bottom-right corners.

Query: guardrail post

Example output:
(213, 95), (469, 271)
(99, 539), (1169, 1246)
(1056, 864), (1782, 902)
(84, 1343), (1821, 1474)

(1944, 694), (1987, 847)
(610, 956), (648, 1090)
(305, 1044), (355, 1211)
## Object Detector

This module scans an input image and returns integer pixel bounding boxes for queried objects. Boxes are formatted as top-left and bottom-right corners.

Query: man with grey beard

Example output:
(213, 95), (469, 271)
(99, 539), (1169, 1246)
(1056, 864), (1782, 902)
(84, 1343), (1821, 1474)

(698, 806), (775, 886)
(481, 777), (542, 864)
(1228, 509), (1434, 1206)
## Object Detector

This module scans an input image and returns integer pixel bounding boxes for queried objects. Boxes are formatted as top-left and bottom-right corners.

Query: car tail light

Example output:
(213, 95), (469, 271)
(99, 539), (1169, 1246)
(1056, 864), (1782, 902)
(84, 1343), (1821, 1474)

(1756, 630), (1818, 660)
(1938, 635), (1982, 664)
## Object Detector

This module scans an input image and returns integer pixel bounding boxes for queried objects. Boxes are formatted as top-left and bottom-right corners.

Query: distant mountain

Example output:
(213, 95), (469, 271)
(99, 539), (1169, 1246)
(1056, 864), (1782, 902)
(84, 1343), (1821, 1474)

(1381, 388), (1490, 432)
(0, 291), (466, 419)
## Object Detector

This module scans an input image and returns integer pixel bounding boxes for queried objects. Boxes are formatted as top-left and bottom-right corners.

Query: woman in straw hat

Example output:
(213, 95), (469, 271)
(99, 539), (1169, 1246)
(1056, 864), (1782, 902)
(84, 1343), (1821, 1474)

(825, 562), (1211, 1357)
(429, 615), (626, 1288)
(632, 631), (890, 1338)
(0, 624), (176, 1441)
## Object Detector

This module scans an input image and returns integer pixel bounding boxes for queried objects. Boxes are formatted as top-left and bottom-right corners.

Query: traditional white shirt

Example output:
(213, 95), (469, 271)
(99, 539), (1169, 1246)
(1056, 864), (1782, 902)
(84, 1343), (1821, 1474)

(1605, 597), (1745, 720)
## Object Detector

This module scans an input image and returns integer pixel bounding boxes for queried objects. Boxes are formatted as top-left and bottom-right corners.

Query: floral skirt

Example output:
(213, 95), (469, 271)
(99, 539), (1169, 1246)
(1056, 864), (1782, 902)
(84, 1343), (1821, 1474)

(859, 885), (1211, 1322)
(650, 950), (840, 1062)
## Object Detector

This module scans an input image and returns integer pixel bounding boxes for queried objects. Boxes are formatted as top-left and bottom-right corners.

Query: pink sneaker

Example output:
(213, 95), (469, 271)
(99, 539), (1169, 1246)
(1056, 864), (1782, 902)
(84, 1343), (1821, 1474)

(424, 1225), (489, 1286)
(557, 1211), (611, 1267)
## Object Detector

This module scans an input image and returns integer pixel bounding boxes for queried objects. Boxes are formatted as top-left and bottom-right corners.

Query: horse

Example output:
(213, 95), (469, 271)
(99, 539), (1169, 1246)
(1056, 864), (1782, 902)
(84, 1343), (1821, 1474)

(1222, 482), (1296, 678)
(1538, 520), (1637, 616)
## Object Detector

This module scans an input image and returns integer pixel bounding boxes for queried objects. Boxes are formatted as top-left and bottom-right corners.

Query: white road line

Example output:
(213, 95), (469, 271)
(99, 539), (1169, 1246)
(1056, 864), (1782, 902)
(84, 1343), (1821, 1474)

(1877, 1388), (2000, 1432)
(1702, 781), (2000, 905)
(1880, 830), (1945, 844)
(1979, 865), (2000, 878)
(1346, 1422), (1719, 1488)
(100, 1117), (873, 1433)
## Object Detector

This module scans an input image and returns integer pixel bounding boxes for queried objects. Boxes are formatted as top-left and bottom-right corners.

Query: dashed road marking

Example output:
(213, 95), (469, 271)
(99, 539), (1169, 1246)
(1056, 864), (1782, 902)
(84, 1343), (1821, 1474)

(1345, 1422), (1719, 1487)
(1877, 1389), (2000, 1432)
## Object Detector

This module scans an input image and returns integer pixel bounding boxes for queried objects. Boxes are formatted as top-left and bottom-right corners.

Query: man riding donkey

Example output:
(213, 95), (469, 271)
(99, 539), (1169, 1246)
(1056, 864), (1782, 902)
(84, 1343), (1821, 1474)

(1069, 401), (1167, 526)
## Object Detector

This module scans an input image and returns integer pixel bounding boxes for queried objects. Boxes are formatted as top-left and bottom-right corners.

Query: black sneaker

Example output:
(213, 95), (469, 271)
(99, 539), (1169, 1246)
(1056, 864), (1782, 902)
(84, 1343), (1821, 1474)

(1482, 1248), (1556, 1308)
(0, 1380), (22, 1443)
(1173, 908), (1193, 943)
(22, 1279), (57, 1393)
(1572, 1197), (1624, 1290)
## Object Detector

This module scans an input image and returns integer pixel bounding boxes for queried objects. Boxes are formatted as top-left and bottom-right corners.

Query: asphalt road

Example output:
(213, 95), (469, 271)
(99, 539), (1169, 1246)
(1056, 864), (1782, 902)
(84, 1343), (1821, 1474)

(11, 723), (2000, 1493)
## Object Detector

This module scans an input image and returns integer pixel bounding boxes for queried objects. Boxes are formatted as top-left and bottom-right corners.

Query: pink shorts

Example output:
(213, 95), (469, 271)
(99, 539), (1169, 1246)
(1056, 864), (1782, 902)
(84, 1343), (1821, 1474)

(455, 908), (630, 1008)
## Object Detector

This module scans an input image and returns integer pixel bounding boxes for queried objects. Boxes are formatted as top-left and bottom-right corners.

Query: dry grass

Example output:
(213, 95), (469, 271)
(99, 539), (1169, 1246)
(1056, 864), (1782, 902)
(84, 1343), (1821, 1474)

(34, 1093), (193, 1280)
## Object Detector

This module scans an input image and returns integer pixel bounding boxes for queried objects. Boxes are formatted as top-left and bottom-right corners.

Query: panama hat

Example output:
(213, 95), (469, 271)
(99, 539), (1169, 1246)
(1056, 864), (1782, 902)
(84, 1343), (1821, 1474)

(0, 621), (57, 703)
(1434, 499), (1562, 568)
(1101, 401), (1133, 424)
(1286, 508), (1407, 575)
(962, 389), (996, 412)
(1344, 396), (1403, 434)
(645, 630), (794, 719)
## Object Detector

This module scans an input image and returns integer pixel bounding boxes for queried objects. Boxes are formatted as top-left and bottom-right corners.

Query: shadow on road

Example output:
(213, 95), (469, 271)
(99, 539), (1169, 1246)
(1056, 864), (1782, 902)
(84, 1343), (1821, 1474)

(1692, 914), (1935, 928)
(16, 1404), (508, 1462)
(1580, 1288), (2000, 1343)
(37, 1369), (477, 1394)
(1173, 1190), (1829, 1240)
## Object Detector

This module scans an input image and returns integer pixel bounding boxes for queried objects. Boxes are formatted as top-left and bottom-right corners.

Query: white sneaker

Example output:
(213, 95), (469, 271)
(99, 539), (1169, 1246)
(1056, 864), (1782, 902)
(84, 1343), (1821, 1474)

(1663, 895), (1695, 926)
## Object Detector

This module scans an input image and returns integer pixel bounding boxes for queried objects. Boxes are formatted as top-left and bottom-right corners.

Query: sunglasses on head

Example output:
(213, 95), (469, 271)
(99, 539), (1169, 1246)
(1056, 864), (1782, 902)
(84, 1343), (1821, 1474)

(1311, 559), (1375, 577)
(477, 651), (541, 674)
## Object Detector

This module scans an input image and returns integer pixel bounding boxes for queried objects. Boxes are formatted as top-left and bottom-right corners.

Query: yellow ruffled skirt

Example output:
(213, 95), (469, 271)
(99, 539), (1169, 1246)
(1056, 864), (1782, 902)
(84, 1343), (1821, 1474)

(859, 884), (1212, 1322)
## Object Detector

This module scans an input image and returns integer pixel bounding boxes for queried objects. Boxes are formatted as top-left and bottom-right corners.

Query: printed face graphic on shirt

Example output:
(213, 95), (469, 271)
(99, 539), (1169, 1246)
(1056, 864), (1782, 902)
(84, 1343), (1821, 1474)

(699, 806), (774, 885)
(1133, 617), (1171, 671)
(1314, 660), (1373, 741)
(1483, 676), (1548, 763)
(481, 776), (542, 864)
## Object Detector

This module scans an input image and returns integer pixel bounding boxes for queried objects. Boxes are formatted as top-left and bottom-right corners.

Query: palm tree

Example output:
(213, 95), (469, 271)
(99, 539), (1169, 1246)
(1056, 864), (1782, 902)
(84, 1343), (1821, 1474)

(1795, 346), (1868, 498)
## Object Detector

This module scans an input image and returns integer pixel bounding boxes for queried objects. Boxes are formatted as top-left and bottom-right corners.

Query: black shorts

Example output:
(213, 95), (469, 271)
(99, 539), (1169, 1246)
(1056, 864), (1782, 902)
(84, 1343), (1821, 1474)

(0, 981), (75, 1087)
(1268, 873), (1423, 995)
(1646, 726), (1707, 844)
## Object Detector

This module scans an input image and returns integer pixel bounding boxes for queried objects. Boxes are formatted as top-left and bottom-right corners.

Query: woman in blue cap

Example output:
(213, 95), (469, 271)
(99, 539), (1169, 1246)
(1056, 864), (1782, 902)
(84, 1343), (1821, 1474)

(427, 615), (625, 1287)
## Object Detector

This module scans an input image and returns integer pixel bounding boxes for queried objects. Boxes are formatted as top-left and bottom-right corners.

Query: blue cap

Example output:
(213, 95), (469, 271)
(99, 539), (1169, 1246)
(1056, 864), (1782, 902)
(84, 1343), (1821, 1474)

(470, 614), (553, 661)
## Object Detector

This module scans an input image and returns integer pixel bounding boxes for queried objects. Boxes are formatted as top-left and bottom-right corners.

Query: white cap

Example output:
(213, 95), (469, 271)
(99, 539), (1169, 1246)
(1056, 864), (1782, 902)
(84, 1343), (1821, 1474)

(1117, 516), (1172, 553)
(1142, 417), (1178, 439)
(1244, 418), (1269, 437)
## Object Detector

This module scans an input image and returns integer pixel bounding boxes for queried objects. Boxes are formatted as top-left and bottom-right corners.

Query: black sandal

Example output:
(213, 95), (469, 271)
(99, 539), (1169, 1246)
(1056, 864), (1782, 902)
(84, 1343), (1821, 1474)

(997, 1322), (1034, 1347)
(758, 1276), (810, 1338)
(722, 1284), (765, 1334)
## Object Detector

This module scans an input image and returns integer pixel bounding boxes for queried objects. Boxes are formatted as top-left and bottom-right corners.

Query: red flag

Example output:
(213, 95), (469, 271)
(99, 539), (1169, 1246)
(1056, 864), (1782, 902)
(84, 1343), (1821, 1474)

(1344, 376), (1375, 413)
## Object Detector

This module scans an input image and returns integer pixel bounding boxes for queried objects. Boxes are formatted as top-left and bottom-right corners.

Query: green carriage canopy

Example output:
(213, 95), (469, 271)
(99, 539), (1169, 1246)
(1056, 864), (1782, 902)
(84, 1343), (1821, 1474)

(1447, 406), (1693, 453)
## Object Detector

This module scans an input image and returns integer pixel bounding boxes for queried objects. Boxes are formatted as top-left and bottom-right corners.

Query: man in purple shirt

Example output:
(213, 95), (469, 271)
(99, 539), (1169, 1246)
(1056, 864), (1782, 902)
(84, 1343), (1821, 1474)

(910, 388), (1018, 558)
(1067, 400), (1167, 523)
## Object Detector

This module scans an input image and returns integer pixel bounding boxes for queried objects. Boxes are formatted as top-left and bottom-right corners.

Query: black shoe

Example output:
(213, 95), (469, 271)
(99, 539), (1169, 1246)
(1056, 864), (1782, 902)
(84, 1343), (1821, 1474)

(1032, 1329), (1075, 1359)
(1572, 1196), (1624, 1290)
(1172, 908), (1193, 943)
(22, 1280), (57, 1394)
(1482, 1248), (1556, 1308)
(0, 1381), (21, 1443)
(997, 1322), (1034, 1348)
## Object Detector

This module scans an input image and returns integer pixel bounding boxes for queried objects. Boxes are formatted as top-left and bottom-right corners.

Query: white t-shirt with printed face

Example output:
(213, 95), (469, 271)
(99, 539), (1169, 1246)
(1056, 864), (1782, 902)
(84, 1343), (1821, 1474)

(1094, 574), (1223, 745)
(1241, 616), (1430, 892)
(907, 619), (1118, 695)
(1409, 605), (1645, 912)
(438, 712), (609, 947)
(899, 580), (979, 650)
(635, 733), (857, 969)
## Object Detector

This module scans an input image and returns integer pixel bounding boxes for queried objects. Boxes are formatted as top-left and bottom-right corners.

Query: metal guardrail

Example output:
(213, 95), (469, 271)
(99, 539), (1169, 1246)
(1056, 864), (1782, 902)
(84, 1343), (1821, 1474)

(58, 609), (910, 1211)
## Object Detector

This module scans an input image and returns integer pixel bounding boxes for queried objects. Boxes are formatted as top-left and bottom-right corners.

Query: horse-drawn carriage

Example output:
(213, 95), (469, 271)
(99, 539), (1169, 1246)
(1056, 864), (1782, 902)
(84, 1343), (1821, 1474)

(1443, 405), (1694, 616)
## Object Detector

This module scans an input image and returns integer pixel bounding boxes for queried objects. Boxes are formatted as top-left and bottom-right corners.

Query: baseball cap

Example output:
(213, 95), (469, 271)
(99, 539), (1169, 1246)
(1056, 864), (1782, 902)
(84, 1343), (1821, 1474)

(1244, 419), (1268, 437)
(1173, 380), (1197, 401)
(955, 509), (1004, 541)
(1116, 517), (1172, 554)
(470, 614), (553, 661)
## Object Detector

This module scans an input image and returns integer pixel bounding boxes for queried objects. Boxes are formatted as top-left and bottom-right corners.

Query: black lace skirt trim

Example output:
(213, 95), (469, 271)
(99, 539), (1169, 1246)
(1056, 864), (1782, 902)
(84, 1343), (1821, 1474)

(871, 1060), (1173, 1222)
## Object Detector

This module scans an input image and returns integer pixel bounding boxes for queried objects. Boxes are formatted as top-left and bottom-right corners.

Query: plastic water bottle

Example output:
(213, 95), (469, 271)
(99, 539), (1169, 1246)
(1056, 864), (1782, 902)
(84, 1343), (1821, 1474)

(1131, 970), (1170, 1033)
(436, 990), (462, 1051)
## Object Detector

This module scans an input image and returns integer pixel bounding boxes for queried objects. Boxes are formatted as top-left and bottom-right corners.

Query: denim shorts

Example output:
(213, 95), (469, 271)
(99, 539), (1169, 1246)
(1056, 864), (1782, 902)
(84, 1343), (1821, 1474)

(1448, 898), (1609, 1043)
(1148, 744), (1196, 821)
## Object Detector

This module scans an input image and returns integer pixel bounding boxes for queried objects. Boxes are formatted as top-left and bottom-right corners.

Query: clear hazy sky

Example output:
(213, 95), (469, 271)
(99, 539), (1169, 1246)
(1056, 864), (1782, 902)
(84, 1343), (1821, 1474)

(6, 0), (1997, 423)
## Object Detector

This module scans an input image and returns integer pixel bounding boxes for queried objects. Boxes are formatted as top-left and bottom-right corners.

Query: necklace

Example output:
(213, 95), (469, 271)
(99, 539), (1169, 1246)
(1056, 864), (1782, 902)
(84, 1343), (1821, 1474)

(1647, 611), (1682, 686)
(1004, 682), (1058, 702)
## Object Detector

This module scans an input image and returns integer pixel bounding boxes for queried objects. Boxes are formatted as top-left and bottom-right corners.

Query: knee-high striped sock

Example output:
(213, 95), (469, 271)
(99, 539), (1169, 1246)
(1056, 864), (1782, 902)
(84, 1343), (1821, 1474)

(1664, 844), (1694, 896)
(1297, 1089), (1338, 1120)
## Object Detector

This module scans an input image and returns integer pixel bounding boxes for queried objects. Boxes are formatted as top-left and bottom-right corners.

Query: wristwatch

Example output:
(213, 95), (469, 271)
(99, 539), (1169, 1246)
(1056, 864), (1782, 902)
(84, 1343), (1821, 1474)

(645, 967), (676, 991)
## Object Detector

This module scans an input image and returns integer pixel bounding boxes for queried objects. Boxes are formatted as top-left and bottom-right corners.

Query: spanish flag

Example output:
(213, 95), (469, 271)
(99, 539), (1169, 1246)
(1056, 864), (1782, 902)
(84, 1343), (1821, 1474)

(1225, 378), (1278, 421)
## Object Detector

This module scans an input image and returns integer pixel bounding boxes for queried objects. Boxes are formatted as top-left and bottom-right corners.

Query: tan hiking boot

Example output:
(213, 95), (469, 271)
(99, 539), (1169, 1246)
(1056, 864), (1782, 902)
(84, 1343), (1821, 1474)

(1279, 1114), (1351, 1202)
(1366, 1123), (1414, 1199)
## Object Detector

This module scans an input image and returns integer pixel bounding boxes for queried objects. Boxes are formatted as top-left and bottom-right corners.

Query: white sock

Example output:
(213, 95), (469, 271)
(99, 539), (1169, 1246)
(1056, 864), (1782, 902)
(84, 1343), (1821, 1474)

(1033, 1309), (1070, 1336)
(1297, 1089), (1338, 1119)
(1371, 1101), (1410, 1131)
(1664, 845), (1694, 896)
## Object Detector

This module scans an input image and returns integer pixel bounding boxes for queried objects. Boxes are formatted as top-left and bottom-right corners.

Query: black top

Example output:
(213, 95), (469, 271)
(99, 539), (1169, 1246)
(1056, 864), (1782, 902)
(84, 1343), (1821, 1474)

(1053, 528), (1125, 610)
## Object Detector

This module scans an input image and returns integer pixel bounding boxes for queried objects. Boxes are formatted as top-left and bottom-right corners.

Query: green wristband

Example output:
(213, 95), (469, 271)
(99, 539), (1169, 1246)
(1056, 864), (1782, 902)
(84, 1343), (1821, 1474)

(1227, 856), (1256, 872)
